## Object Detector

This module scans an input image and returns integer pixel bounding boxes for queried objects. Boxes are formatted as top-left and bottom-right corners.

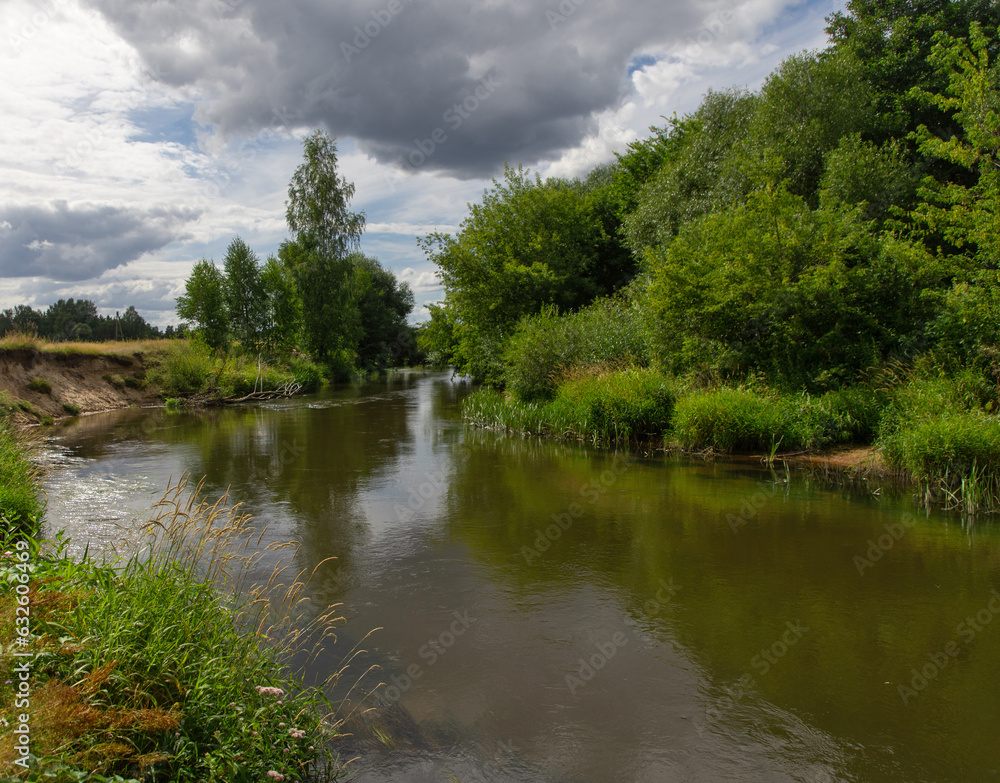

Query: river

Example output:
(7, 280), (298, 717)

(39, 371), (1000, 782)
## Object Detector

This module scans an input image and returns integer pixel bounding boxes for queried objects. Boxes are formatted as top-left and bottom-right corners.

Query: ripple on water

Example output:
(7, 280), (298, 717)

(41, 444), (160, 559)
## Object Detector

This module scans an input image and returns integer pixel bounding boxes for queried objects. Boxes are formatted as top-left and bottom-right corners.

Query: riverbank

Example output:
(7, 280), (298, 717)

(0, 426), (346, 781)
(0, 336), (325, 424)
(463, 368), (1000, 514)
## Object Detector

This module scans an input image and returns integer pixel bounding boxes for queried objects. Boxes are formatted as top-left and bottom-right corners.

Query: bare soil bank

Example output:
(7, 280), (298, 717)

(0, 348), (161, 421)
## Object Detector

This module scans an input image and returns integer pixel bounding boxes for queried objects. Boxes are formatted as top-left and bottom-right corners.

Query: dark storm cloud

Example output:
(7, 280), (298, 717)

(0, 202), (198, 281)
(83, 0), (720, 177)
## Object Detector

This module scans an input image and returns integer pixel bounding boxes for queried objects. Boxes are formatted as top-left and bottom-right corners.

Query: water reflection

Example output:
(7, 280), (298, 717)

(41, 372), (1000, 782)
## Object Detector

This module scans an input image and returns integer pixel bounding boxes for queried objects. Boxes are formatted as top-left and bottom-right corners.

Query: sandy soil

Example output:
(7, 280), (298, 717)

(0, 348), (161, 422)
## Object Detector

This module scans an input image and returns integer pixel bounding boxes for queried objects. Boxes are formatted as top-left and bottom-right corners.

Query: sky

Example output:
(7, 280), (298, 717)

(0, 0), (843, 327)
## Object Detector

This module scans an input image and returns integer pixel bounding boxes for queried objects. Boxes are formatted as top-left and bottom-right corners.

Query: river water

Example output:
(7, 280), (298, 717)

(39, 372), (1000, 782)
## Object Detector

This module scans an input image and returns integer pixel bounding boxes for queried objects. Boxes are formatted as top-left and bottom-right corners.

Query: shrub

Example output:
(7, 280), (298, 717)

(289, 357), (324, 393)
(147, 342), (215, 395)
(61, 403), (81, 416)
(28, 376), (52, 395)
(672, 388), (824, 452)
(546, 367), (675, 442)
(503, 297), (648, 402)
(880, 410), (1000, 481)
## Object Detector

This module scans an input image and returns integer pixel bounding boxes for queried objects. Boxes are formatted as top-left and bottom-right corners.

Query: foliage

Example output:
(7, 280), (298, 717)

(416, 304), (456, 370)
(422, 164), (631, 382)
(176, 260), (229, 351)
(28, 376), (52, 395)
(0, 478), (349, 782)
(640, 186), (948, 388)
(0, 422), (43, 523)
(285, 130), (365, 260)
(223, 237), (267, 351)
(910, 22), (1000, 267)
(352, 254), (415, 371)
(502, 297), (648, 402)
(545, 367), (675, 443)
(0, 300), (161, 342)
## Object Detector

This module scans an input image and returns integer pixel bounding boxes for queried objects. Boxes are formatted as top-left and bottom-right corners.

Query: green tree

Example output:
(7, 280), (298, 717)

(351, 254), (415, 371)
(641, 186), (947, 387)
(278, 239), (358, 363)
(176, 259), (229, 350)
(286, 130), (365, 258)
(417, 303), (456, 369)
(223, 236), (266, 351)
(910, 23), (1000, 267)
(260, 256), (301, 354)
(422, 165), (622, 382)
(283, 130), (366, 366)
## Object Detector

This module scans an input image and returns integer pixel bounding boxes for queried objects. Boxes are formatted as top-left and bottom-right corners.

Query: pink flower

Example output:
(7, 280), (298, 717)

(266, 772), (285, 780)
(278, 722), (286, 727)
(255, 686), (285, 698)
(288, 728), (305, 739)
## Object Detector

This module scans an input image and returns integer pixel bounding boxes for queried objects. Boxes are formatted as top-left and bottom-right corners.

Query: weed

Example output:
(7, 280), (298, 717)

(28, 376), (52, 395)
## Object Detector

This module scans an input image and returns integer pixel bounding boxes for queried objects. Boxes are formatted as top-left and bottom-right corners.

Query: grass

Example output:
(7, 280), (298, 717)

(0, 476), (371, 782)
(0, 422), (44, 524)
(27, 376), (52, 395)
(0, 334), (172, 359)
(464, 367), (675, 445)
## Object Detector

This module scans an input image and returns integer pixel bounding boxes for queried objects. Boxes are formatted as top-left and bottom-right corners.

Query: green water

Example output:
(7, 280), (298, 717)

(41, 372), (1000, 782)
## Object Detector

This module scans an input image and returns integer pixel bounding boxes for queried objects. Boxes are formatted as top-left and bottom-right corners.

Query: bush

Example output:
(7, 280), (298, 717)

(289, 357), (324, 393)
(147, 342), (215, 395)
(61, 403), (81, 416)
(503, 297), (648, 402)
(880, 410), (1000, 481)
(28, 376), (52, 395)
(546, 367), (675, 442)
(672, 388), (824, 452)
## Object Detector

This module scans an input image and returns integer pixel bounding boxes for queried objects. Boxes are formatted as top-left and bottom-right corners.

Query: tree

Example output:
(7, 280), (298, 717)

(283, 130), (367, 364)
(351, 254), (415, 370)
(910, 23), (1000, 267)
(260, 256), (301, 354)
(286, 130), (365, 258)
(422, 165), (622, 382)
(278, 239), (358, 363)
(223, 236), (266, 350)
(176, 259), (229, 350)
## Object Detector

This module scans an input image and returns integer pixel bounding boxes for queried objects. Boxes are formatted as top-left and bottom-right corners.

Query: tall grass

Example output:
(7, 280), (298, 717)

(0, 333), (173, 358)
(464, 367), (674, 445)
(0, 476), (373, 782)
(0, 422), (43, 524)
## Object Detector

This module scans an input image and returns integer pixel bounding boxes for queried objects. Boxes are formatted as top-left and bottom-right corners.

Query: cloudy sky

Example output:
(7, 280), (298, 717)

(1, 0), (841, 327)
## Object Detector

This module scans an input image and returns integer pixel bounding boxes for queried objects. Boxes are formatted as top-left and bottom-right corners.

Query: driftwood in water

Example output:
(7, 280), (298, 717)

(221, 380), (303, 403)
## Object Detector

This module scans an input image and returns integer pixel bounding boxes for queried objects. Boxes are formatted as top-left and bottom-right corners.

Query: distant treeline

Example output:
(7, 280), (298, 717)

(0, 299), (180, 342)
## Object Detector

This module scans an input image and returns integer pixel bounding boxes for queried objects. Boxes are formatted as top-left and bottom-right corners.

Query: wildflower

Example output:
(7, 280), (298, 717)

(278, 722), (286, 727)
(255, 686), (285, 698)
(308, 746), (314, 751)
(288, 728), (305, 739)
(266, 772), (285, 780)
